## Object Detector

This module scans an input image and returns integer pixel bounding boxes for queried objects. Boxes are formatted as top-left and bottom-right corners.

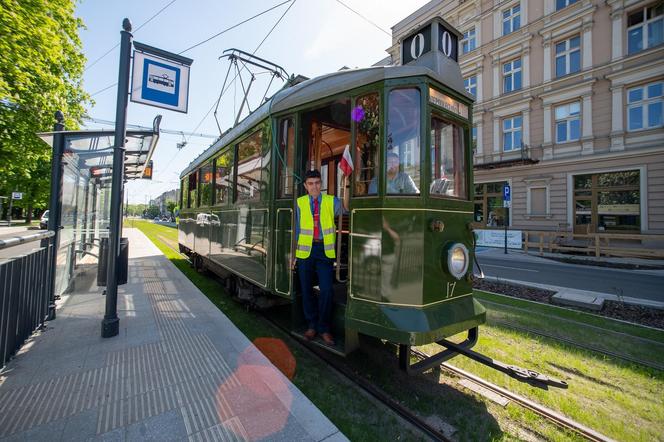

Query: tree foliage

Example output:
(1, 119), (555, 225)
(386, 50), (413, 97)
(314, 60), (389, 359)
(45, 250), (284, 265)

(0, 0), (90, 218)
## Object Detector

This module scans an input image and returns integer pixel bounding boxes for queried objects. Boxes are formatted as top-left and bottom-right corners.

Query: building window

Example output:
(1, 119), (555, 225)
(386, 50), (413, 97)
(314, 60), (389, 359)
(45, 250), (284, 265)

(471, 125), (478, 153)
(573, 170), (640, 233)
(464, 75), (477, 96)
(461, 27), (476, 54)
(502, 4), (521, 36)
(555, 102), (581, 142)
(627, 81), (663, 131)
(555, 35), (580, 77)
(503, 116), (522, 151)
(627, 4), (663, 54)
(528, 187), (548, 216)
(503, 59), (522, 93)
(556, 0), (579, 11)
(474, 182), (509, 227)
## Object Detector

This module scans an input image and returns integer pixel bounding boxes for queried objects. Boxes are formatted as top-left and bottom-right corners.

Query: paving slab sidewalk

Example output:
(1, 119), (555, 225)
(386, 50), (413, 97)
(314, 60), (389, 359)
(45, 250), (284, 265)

(0, 227), (346, 442)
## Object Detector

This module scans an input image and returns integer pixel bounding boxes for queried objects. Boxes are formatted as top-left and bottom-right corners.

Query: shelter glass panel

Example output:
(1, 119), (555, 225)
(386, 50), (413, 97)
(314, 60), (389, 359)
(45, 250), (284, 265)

(430, 117), (467, 199)
(353, 93), (380, 196)
(386, 88), (421, 195)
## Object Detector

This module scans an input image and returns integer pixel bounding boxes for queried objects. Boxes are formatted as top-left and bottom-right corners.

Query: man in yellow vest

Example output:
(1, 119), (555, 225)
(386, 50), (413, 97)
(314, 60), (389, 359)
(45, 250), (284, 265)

(295, 169), (348, 346)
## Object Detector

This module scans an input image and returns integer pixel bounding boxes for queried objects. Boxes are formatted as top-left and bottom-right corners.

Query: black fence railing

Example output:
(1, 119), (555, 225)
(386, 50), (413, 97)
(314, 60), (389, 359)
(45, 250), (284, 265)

(0, 231), (55, 369)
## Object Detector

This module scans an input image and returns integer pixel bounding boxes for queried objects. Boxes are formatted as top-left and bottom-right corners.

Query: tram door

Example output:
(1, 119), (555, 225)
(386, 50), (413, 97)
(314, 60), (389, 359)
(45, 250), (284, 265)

(274, 117), (296, 298)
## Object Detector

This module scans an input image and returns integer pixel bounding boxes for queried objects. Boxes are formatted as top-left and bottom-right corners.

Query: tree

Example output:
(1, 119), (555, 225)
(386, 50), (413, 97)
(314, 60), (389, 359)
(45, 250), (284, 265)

(166, 200), (177, 214)
(0, 0), (90, 221)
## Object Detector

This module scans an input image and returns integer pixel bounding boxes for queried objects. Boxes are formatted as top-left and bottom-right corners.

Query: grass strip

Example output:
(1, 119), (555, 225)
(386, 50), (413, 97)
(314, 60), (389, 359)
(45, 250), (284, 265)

(129, 221), (423, 442)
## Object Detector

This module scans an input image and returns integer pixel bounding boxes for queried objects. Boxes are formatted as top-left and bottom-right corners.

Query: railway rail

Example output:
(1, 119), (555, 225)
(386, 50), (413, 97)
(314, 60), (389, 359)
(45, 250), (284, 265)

(411, 349), (616, 442)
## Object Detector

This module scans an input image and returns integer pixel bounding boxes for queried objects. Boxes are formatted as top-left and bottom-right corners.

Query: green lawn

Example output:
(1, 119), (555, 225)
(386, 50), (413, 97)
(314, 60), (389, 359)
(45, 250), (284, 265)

(128, 220), (664, 441)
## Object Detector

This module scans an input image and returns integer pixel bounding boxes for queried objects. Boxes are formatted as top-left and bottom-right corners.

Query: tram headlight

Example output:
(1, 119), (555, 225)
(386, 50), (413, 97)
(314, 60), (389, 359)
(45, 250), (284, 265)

(447, 243), (469, 280)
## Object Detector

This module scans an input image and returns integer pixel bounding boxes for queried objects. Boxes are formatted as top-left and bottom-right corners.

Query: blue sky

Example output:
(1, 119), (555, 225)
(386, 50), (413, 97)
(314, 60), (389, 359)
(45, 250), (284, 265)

(76, 0), (428, 204)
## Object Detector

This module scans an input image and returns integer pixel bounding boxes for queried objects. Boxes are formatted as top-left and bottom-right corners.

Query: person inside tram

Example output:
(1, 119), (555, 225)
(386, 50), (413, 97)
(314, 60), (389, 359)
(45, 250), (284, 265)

(368, 152), (419, 194)
(293, 169), (349, 346)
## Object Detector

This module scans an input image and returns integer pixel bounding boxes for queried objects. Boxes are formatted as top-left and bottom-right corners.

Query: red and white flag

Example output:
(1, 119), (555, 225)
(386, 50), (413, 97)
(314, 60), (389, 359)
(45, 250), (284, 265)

(339, 145), (354, 177)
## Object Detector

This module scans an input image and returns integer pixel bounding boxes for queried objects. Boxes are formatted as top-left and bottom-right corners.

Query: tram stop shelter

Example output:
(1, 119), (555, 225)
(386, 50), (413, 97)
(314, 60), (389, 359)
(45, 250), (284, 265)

(37, 116), (160, 312)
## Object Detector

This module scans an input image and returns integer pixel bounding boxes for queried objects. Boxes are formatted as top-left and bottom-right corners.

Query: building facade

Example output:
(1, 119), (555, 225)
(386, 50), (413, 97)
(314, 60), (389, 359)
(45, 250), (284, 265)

(388, 0), (664, 234)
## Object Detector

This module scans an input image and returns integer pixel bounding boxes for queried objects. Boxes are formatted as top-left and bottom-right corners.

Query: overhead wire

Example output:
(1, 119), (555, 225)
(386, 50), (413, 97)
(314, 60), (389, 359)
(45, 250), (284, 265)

(84, 0), (179, 72)
(332, 0), (391, 37)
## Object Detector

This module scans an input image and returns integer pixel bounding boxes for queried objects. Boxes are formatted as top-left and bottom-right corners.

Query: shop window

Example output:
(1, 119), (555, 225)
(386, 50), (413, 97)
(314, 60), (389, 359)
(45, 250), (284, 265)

(385, 88), (421, 195)
(464, 75), (477, 96)
(627, 81), (663, 131)
(503, 116), (522, 151)
(556, 0), (579, 11)
(461, 27), (476, 54)
(573, 170), (641, 232)
(503, 59), (522, 93)
(627, 3), (663, 55)
(353, 93), (380, 196)
(474, 182), (509, 227)
(214, 149), (233, 205)
(503, 4), (521, 36)
(555, 102), (581, 142)
(555, 35), (580, 77)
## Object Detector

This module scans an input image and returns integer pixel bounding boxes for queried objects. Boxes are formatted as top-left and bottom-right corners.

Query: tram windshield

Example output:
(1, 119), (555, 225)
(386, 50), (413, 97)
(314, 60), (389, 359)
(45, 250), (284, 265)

(385, 88), (421, 195)
(430, 117), (467, 199)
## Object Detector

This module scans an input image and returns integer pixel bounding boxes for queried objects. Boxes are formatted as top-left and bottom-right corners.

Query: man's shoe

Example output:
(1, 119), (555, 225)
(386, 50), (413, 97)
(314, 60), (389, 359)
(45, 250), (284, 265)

(304, 329), (316, 340)
(321, 333), (335, 346)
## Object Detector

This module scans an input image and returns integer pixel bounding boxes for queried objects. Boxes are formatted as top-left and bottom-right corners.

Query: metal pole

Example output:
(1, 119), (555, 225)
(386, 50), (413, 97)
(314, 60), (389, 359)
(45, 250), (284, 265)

(102, 18), (132, 338)
(7, 197), (12, 226)
(504, 208), (508, 254)
(46, 111), (65, 320)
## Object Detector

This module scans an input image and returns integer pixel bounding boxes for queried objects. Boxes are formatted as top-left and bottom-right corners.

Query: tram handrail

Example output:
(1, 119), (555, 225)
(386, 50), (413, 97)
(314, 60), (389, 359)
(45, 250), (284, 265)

(0, 230), (55, 250)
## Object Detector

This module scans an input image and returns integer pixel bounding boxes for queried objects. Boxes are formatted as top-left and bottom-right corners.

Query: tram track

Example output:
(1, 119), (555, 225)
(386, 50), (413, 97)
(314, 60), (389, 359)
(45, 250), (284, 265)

(410, 348), (616, 442)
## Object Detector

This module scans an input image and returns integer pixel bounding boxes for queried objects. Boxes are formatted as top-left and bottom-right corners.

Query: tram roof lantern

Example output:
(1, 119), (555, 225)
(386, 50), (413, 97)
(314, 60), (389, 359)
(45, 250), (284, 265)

(398, 17), (465, 94)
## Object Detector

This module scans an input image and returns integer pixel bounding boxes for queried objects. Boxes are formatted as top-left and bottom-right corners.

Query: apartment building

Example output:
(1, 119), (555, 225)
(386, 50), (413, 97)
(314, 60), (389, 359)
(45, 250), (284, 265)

(387, 0), (664, 234)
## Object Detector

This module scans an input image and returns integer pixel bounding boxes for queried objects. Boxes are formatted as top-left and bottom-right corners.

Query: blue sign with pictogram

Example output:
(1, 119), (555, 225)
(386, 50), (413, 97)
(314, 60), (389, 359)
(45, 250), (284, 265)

(503, 185), (511, 208)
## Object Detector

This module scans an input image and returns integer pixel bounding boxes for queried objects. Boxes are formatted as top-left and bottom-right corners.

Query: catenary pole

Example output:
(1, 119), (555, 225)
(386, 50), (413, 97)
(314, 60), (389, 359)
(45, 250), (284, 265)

(102, 18), (132, 338)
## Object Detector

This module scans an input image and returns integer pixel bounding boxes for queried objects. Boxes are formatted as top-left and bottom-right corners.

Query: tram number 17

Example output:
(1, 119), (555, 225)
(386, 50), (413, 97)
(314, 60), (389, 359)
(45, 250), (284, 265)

(446, 281), (457, 299)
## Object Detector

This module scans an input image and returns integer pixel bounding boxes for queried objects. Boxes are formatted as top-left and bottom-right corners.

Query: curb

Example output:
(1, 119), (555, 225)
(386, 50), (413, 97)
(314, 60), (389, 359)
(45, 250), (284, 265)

(480, 276), (664, 310)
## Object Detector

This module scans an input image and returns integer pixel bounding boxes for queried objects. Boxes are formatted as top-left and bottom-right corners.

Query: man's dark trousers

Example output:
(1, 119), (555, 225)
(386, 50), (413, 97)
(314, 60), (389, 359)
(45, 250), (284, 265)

(297, 242), (334, 334)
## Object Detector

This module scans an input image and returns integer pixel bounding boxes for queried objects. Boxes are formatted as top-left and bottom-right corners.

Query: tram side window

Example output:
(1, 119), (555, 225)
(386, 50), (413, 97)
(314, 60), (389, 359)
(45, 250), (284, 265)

(187, 173), (197, 209)
(353, 93), (380, 196)
(385, 88), (421, 195)
(277, 118), (295, 198)
(430, 117), (467, 199)
(199, 161), (213, 206)
(180, 178), (186, 208)
(215, 149), (234, 204)
(236, 129), (263, 202)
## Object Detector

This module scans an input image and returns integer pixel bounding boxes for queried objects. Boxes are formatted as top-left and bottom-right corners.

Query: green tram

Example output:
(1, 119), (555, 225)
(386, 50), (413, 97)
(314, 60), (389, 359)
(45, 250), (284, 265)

(179, 19), (503, 375)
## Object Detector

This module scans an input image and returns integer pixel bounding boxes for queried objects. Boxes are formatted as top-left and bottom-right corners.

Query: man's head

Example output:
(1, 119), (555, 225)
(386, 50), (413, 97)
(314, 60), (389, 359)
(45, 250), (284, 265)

(304, 169), (322, 198)
(386, 152), (400, 176)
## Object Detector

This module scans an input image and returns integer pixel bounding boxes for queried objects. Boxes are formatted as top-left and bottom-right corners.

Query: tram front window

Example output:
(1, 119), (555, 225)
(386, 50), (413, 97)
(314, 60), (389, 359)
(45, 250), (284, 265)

(385, 88), (421, 195)
(430, 117), (467, 199)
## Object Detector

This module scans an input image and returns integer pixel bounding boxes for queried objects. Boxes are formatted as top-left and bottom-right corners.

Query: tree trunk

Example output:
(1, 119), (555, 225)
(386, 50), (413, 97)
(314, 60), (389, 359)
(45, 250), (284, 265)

(26, 204), (33, 223)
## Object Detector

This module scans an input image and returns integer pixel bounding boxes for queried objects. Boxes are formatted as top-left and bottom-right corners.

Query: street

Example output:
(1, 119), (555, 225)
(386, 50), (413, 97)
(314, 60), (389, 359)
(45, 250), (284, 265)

(0, 227), (46, 260)
(476, 248), (664, 303)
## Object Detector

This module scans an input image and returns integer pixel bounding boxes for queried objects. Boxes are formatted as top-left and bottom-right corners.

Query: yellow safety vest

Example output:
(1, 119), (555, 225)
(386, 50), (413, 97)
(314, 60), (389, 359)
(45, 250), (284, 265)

(296, 194), (336, 259)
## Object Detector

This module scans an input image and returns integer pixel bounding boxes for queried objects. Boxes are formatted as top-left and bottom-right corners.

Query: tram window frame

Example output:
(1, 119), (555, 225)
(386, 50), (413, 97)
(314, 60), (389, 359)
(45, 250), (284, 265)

(187, 173), (197, 209)
(385, 87), (423, 196)
(352, 92), (381, 197)
(429, 114), (469, 200)
(198, 161), (214, 207)
(235, 127), (265, 203)
(277, 117), (295, 199)
(180, 178), (186, 209)
(214, 147), (234, 206)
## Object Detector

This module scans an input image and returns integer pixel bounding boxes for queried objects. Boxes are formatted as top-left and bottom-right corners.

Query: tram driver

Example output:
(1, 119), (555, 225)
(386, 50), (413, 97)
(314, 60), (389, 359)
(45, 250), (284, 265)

(293, 169), (349, 346)
(368, 152), (419, 194)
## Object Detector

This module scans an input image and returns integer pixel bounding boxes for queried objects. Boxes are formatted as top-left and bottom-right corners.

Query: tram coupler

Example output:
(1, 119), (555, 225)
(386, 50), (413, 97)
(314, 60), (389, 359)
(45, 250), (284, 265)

(399, 327), (479, 375)
(438, 335), (568, 389)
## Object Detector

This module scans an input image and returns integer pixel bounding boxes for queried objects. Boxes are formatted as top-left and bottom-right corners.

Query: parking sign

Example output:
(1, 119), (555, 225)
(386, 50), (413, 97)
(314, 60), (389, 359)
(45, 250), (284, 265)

(503, 185), (511, 201)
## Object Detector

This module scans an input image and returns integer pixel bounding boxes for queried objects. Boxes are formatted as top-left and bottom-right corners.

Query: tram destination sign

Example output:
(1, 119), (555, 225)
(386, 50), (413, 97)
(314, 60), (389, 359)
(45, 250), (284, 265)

(429, 88), (468, 119)
(131, 42), (193, 113)
(401, 18), (459, 64)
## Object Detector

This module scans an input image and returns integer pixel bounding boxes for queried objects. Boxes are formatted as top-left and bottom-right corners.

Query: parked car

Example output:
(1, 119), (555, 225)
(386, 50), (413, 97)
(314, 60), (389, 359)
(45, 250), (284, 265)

(39, 210), (49, 229)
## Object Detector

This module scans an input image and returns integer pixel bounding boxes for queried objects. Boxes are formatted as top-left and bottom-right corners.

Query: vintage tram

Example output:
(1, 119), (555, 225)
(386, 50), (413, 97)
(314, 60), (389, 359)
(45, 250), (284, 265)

(178, 19), (564, 384)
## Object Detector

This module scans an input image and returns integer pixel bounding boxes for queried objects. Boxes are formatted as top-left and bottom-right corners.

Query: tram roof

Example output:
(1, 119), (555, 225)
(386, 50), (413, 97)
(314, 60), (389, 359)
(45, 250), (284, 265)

(180, 64), (470, 178)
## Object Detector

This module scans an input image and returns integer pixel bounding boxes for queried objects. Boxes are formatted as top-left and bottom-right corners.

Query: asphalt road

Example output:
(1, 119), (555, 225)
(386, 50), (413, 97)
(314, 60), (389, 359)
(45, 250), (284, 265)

(476, 248), (664, 303)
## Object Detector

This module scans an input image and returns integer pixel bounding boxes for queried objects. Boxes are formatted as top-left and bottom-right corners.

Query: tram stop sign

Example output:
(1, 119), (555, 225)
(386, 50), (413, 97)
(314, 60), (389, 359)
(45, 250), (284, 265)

(11, 192), (23, 200)
(503, 185), (511, 208)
